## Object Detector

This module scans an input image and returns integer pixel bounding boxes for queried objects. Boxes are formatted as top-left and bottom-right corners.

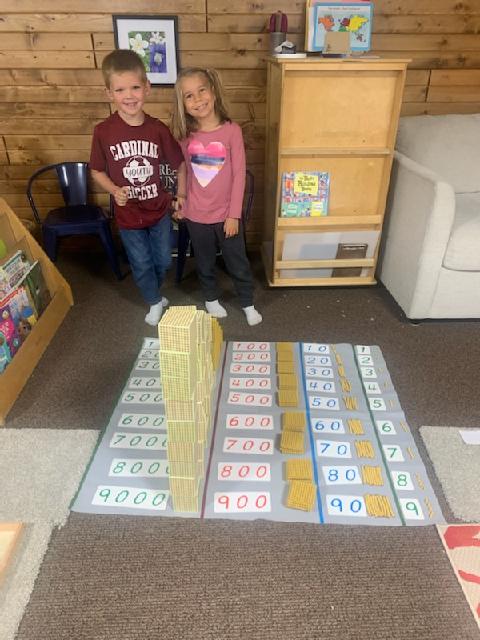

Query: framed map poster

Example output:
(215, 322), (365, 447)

(306, 2), (373, 53)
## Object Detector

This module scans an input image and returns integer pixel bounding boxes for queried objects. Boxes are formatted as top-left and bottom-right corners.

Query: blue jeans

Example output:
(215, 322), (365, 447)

(119, 215), (172, 304)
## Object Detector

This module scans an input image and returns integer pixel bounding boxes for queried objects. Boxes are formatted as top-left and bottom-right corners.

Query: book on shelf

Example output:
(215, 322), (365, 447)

(17, 261), (51, 318)
(332, 242), (368, 277)
(280, 171), (330, 217)
(0, 249), (31, 299)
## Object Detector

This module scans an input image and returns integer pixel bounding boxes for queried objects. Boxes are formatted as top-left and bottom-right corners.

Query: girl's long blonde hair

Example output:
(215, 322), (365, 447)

(171, 67), (231, 140)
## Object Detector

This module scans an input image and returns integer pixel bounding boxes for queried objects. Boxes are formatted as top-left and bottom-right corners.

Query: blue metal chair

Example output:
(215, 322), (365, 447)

(175, 168), (255, 283)
(27, 162), (123, 279)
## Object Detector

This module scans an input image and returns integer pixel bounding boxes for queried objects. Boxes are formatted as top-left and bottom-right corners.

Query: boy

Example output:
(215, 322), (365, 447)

(90, 49), (184, 326)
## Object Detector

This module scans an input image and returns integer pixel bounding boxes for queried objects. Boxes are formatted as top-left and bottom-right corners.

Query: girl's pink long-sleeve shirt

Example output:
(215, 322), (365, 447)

(179, 121), (246, 224)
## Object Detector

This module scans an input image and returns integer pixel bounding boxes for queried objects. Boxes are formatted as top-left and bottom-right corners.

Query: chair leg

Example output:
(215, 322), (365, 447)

(42, 228), (58, 262)
(176, 222), (190, 283)
(98, 224), (123, 280)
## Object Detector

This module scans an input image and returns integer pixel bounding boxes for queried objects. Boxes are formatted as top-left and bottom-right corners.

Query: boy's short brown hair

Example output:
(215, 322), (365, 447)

(101, 49), (148, 88)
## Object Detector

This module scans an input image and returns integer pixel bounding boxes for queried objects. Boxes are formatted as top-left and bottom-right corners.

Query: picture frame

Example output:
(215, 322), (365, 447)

(305, 2), (373, 53)
(112, 15), (179, 87)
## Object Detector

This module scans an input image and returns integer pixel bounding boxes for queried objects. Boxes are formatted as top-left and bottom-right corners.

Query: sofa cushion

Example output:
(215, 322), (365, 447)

(396, 114), (480, 193)
(443, 192), (480, 271)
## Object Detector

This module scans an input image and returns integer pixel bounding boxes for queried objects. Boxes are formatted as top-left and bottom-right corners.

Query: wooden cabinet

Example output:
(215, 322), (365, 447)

(0, 198), (73, 425)
(262, 57), (409, 287)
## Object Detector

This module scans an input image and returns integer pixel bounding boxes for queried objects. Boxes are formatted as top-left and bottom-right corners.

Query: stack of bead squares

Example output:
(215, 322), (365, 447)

(159, 306), (217, 512)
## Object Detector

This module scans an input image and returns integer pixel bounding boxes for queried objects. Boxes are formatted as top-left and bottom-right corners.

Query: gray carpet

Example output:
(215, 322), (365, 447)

(6, 251), (480, 640)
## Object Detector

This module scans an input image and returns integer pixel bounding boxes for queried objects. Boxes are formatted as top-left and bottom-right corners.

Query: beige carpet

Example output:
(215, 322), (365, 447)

(420, 427), (480, 521)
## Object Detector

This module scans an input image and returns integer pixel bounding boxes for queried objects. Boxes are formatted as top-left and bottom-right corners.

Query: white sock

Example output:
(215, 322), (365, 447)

(243, 305), (262, 326)
(205, 299), (227, 318)
(145, 297), (169, 326)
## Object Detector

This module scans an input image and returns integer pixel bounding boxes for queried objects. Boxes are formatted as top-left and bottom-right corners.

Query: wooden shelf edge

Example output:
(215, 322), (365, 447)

(275, 258), (375, 269)
(280, 148), (391, 157)
(277, 215), (382, 229)
(269, 276), (377, 287)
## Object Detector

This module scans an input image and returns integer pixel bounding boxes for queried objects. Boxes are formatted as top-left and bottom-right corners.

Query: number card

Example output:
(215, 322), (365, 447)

(226, 414), (274, 430)
(138, 349), (159, 360)
(311, 418), (345, 434)
(217, 462), (271, 482)
(399, 498), (424, 520)
(309, 396), (340, 410)
(143, 338), (159, 349)
(214, 491), (271, 513)
(109, 432), (167, 450)
(229, 377), (271, 390)
(303, 343), (330, 354)
(322, 466), (361, 485)
(232, 342), (270, 352)
(92, 486), (169, 511)
(304, 366), (334, 378)
(306, 379), (336, 393)
(390, 470), (414, 491)
(326, 494), (367, 517)
(316, 440), (352, 459)
(368, 397), (387, 411)
(229, 363), (271, 375)
(357, 355), (374, 366)
(128, 377), (161, 390)
(135, 359), (160, 371)
(121, 391), (163, 405)
(227, 392), (272, 407)
(223, 437), (274, 455)
(375, 420), (396, 436)
(109, 458), (169, 478)
(360, 367), (377, 379)
(231, 352), (271, 363)
(117, 413), (166, 430)
(356, 345), (371, 354)
(363, 381), (381, 395)
(304, 355), (332, 366)
(383, 444), (404, 462)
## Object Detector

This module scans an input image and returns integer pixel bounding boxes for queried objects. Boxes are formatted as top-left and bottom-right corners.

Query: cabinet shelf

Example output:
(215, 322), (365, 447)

(280, 148), (391, 158)
(277, 215), (382, 229)
(263, 57), (408, 287)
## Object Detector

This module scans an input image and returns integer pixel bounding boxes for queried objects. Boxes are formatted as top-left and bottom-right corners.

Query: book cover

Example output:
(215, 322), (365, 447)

(0, 330), (12, 373)
(280, 171), (330, 217)
(23, 261), (51, 317)
(332, 242), (368, 277)
(0, 303), (21, 357)
(0, 287), (37, 343)
(307, 2), (373, 53)
(0, 248), (31, 298)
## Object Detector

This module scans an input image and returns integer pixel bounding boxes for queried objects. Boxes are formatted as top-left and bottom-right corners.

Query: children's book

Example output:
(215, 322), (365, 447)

(0, 303), (21, 357)
(332, 242), (368, 276)
(306, 2), (373, 53)
(21, 261), (51, 317)
(280, 171), (330, 217)
(0, 248), (31, 298)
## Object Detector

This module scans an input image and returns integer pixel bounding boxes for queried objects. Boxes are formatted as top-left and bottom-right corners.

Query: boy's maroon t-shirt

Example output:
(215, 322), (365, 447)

(90, 112), (183, 229)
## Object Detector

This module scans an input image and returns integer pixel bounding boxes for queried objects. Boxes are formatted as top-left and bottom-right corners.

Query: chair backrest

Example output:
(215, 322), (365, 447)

(242, 169), (254, 226)
(27, 162), (89, 224)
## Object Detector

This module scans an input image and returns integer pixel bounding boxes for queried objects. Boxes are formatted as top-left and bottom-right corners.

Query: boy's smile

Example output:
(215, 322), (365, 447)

(107, 70), (150, 125)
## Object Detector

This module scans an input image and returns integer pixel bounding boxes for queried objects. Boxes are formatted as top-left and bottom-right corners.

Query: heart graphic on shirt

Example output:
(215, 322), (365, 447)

(188, 140), (226, 187)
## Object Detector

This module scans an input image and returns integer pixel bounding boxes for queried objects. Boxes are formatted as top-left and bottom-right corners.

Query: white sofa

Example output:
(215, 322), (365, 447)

(378, 113), (480, 319)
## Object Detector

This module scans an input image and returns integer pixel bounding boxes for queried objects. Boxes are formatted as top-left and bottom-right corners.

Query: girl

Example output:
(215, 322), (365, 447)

(172, 67), (262, 326)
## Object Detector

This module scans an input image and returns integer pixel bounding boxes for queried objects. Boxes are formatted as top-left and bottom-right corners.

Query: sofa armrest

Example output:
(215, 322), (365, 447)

(378, 151), (456, 318)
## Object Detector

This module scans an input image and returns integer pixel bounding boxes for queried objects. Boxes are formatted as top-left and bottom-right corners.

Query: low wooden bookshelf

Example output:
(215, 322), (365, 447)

(262, 56), (409, 287)
(0, 198), (73, 425)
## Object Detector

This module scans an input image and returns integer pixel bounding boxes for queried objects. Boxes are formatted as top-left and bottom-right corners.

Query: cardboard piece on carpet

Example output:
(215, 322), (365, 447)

(438, 524), (480, 629)
(0, 522), (53, 640)
(420, 427), (480, 521)
(0, 429), (98, 526)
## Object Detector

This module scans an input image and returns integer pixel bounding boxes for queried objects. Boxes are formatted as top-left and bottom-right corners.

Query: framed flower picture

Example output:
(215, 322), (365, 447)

(112, 15), (179, 86)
